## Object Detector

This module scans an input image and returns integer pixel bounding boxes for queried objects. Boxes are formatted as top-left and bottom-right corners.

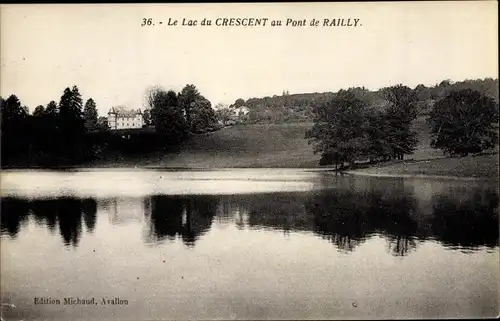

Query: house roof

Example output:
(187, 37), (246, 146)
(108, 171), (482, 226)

(231, 106), (250, 115)
(108, 106), (142, 116)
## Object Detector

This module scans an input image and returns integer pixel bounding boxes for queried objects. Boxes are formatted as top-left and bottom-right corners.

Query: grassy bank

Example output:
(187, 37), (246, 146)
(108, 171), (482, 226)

(348, 153), (498, 179)
(84, 118), (498, 180)
(90, 123), (320, 168)
(348, 116), (498, 179)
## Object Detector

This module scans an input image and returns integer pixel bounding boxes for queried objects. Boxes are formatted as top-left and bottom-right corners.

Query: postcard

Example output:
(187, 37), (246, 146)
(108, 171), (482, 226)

(1, 2), (498, 320)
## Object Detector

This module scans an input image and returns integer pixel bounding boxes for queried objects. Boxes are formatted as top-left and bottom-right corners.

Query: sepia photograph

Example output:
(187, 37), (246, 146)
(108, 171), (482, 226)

(0, 2), (498, 320)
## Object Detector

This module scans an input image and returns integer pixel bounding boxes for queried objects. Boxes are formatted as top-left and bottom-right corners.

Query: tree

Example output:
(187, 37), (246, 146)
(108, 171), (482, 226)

(178, 84), (201, 126)
(382, 85), (419, 159)
(428, 89), (498, 156)
(1, 94), (28, 124)
(383, 111), (419, 160)
(59, 86), (83, 120)
(233, 98), (245, 108)
(57, 86), (85, 161)
(45, 101), (58, 115)
(148, 87), (187, 142)
(33, 105), (45, 117)
(1, 95), (30, 165)
(31, 100), (61, 159)
(83, 98), (98, 131)
(59, 88), (74, 116)
(97, 116), (110, 131)
(306, 89), (370, 169)
(215, 107), (233, 126)
(414, 84), (431, 102)
(190, 97), (217, 133)
(143, 109), (152, 126)
(364, 108), (393, 162)
(382, 84), (418, 122)
(214, 103), (229, 112)
(71, 86), (83, 112)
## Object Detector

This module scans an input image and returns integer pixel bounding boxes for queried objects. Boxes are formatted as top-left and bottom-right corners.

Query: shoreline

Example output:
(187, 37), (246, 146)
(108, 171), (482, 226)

(1, 164), (496, 182)
(343, 170), (495, 182)
(2, 150), (497, 181)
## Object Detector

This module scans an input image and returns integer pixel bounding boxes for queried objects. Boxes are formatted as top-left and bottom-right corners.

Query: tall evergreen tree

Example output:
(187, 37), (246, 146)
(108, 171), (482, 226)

(59, 87), (73, 115)
(83, 98), (98, 131)
(1, 95), (30, 165)
(57, 86), (85, 162)
(71, 85), (83, 116)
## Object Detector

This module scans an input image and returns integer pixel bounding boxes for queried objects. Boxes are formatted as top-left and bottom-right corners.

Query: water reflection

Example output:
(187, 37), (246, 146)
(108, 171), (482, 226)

(105, 197), (145, 225)
(144, 195), (218, 247)
(430, 192), (499, 249)
(82, 199), (97, 233)
(2, 184), (497, 254)
(1, 198), (98, 247)
(306, 189), (421, 255)
(0, 198), (30, 237)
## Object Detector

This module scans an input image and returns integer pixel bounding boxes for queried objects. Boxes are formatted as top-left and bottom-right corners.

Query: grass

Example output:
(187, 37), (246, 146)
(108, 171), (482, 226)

(350, 154), (498, 179)
(92, 123), (320, 168)
(349, 116), (498, 179)
(89, 117), (498, 179)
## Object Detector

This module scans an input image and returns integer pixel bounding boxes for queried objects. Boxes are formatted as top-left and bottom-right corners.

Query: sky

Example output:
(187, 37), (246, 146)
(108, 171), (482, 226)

(1, 2), (498, 117)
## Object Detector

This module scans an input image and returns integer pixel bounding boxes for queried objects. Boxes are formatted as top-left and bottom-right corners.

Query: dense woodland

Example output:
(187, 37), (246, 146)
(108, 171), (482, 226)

(1, 78), (498, 168)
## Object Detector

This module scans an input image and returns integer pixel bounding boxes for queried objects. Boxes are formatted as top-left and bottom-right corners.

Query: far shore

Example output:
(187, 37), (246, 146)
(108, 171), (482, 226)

(2, 153), (498, 182)
(1, 122), (498, 181)
(346, 153), (498, 181)
(344, 170), (494, 181)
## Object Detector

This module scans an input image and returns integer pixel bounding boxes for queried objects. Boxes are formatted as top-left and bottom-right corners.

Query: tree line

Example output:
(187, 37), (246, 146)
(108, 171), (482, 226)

(2, 79), (497, 168)
(1, 84), (218, 167)
(145, 84), (218, 141)
(1, 86), (103, 167)
(305, 85), (499, 169)
(228, 78), (498, 124)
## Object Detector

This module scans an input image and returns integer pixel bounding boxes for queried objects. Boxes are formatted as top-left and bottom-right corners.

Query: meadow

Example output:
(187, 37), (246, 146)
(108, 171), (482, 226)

(89, 117), (498, 179)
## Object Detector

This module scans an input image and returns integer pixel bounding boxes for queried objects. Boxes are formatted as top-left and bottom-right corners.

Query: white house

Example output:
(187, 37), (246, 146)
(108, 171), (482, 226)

(107, 106), (144, 130)
(232, 106), (250, 117)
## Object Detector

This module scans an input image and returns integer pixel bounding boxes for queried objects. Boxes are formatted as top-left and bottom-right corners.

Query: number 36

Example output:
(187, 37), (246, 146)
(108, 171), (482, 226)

(141, 18), (153, 26)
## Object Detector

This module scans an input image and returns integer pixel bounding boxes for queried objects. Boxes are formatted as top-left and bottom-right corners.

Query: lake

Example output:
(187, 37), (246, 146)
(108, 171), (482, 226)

(1, 169), (498, 320)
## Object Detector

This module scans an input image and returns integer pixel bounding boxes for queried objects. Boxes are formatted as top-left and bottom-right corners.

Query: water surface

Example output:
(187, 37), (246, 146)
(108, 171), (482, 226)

(1, 169), (498, 320)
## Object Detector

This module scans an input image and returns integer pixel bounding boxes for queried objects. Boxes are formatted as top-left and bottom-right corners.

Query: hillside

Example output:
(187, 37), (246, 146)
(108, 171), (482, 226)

(93, 123), (320, 168)
(90, 118), (498, 179)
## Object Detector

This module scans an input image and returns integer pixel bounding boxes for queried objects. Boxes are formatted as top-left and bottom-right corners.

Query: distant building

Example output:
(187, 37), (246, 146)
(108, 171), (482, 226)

(229, 106), (250, 122)
(107, 106), (144, 130)
(232, 106), (250, 116)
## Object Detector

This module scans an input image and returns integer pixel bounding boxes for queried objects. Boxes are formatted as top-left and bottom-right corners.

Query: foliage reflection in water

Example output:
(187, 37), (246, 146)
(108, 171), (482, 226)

(1, 172), (498, 320)
(2, 185), (498, 254)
